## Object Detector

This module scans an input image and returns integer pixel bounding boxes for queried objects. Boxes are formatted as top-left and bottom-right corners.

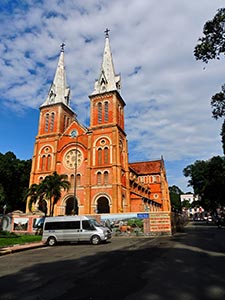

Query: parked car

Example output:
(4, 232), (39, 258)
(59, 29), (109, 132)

(42, 215), (111, 246)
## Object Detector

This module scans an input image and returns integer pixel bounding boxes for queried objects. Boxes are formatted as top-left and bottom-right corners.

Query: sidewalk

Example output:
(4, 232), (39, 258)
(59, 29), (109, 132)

(0, 242), (44, 256)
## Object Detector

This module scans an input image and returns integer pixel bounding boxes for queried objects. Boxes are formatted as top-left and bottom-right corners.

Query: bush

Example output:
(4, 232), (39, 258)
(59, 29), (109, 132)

(0, 231), (41, 247)
(0, 230), (18, 237)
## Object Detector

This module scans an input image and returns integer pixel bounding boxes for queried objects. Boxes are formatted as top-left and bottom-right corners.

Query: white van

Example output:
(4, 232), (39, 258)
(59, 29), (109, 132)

(42, 215), (111, 246)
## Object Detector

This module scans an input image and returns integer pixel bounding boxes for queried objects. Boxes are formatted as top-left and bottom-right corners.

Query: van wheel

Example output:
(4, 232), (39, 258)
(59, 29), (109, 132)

(91, 235), (101, 245)
(47, 236), (57, 246)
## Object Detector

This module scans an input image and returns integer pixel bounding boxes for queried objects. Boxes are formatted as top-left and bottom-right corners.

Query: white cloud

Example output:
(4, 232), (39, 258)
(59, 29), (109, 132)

(0, 0), (225, 192)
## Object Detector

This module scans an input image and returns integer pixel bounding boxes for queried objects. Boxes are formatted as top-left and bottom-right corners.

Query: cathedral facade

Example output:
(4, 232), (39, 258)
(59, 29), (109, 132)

(27, 32), (170, 216)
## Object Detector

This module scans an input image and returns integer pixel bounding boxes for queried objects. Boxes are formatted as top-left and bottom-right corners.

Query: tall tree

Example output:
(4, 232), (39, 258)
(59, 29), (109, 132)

(0, 152), (31, 213)
(183, 156), (225, 210)
(30, 172), (71, 216)
(169, 185), (183, 211)
(194, 8), (225, 153)
(25, 183), (42, 212)
(221, 118), (225, 154)
(0, 183), (6, 212)
(211, 85), (225, 153)
(194, 8), (225, 63)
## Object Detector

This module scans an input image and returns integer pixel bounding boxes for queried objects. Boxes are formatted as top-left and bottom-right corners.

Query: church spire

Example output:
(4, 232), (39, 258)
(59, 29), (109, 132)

(92, 29), (121, 95)
(41, 44), (70, 107)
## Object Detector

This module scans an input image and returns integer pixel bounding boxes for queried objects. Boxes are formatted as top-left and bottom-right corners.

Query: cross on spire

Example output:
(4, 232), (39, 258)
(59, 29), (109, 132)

(92, 27), (121, 95)
(60, 42), (65, 52)
(104, 28), (110, 38)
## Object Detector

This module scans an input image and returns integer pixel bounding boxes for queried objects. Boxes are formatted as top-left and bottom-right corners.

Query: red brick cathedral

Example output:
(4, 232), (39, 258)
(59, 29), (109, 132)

(27, 31), (171, 216)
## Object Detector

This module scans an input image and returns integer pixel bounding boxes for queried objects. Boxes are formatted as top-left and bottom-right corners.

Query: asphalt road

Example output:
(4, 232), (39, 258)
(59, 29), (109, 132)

(0, 222), (225, 300)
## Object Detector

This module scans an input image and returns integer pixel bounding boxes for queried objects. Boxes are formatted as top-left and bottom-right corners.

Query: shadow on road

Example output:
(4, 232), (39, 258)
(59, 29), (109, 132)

(0, 223), (225, 300)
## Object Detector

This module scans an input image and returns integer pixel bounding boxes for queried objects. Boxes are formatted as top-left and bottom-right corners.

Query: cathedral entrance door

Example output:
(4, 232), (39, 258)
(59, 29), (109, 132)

(38, 199), (47, 215)
(66, 197), (79, 215)
(97, 197), (110, 213)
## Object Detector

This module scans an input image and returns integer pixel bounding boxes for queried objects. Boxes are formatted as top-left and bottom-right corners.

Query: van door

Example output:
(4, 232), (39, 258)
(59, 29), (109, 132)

(80, 220), (96, 241)
(63, 220), (81, 242)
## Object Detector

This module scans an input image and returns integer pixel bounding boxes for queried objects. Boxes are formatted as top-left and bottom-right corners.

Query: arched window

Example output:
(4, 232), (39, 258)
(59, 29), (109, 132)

(98, 148), (102, 165)
(71, 174), (75, 186)
(104, 147), (109, 164)
(67, 117), (70, 128)
(97, 172), (102, 185)
(104, 102), (109, 122)
(50, 113), (54, 132)
(45, 114), (49, 132)
(63, 115), (67, 131)
(77, 174), (81, 186)
(104, 171), (109, 184)
(42, 155), (46, 171)
(47, 154), (51, 170)
(118, 105), (121, 125)
(98, 102), (102, 123)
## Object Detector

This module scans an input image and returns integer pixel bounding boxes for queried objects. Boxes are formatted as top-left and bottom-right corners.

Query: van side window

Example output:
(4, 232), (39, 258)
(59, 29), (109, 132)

(45, 221), (80, 230)
(71, 221), (80, 229)
(64, 221), (80, 229)
(82, 220), (94, 230)
(45, 222), (60, 230)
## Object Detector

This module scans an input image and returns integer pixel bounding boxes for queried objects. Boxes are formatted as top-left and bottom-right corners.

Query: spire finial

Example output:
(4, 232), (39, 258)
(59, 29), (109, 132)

(104, 28), (110, 38)
(60, 42), (65, 52)
(92, 27), (121, 95)
(41, 42), (70, 107)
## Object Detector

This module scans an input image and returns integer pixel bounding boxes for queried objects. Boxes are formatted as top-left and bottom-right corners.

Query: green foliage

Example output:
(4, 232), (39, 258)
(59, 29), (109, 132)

(221, 120), (225, 154)
(0, 231), (41, 248)
(194, 8), (225, 63)
(183, 156), (225, 210)
(0, 152), (31, 213)
(40, 171), (70, 216)
(211, 85), (225, 120)
(0, 230), (18, 237)
(194, 8), (225, 154)
(210, 89), (225, 154)
(127, 218), (143, 228)
(183, 160), (208, 195)
(181, 199), (191, 209)
(169, 185), (183, 211)
(25, 183), (40, 212)
(26, 171), (71, 216)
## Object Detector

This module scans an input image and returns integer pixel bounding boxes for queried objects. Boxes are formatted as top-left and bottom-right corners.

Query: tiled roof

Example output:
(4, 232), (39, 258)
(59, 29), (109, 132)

(129, 160), (162, 175)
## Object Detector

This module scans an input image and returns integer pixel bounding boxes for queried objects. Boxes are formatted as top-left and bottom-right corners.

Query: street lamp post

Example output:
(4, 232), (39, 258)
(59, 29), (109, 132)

(70, 129), (91, 215)
(73, 135), (78, 215)
(70, 130), (79, 215)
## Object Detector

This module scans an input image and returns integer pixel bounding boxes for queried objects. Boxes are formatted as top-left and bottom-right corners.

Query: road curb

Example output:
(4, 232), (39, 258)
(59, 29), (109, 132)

(0, 235), (169, 256)
(0, 242), (45, 256)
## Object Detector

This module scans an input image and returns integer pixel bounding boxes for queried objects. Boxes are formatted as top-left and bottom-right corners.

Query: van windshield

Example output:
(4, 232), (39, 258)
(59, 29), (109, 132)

(89, 219), (103, 227)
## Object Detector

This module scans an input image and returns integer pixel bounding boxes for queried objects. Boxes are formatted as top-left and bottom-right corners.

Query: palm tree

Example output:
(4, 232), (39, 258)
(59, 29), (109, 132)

(25, 183), (47, 214)
(25, 183), (40, 212)
(39, 172), (70, 216)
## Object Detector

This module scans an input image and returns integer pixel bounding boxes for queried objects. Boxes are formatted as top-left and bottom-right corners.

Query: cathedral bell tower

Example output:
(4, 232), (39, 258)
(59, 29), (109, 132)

(29, 44), (76, 187)
(89, 29), (130, 213)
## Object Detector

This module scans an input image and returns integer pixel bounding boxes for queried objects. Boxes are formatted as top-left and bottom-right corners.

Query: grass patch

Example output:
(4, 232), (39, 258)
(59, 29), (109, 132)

(0, 231), (42, 248)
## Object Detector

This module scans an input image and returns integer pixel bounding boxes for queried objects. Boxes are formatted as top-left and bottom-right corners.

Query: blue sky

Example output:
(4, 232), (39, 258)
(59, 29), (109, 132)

(1, 0), (225, 192)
